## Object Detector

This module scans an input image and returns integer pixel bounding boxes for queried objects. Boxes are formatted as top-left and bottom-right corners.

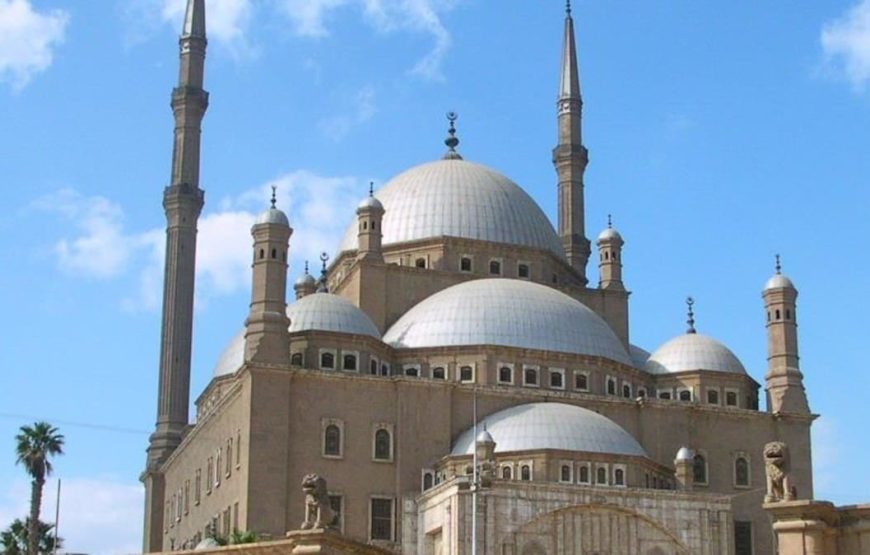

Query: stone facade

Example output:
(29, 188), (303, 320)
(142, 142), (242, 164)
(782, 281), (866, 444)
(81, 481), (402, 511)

(766, 501), (870, 555)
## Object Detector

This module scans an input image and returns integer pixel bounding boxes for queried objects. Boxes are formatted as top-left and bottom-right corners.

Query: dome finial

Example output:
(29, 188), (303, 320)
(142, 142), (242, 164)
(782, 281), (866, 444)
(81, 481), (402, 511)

(607, 213), (612, 229)
(566, 0), (572, 16)
(775, 253), (782, 275)
(686, 296), (696, 334)
(317, 252), (330, 292)
(270, 185), (277, 209)
(304, 260), (309, 275)
(443, 111), (463, 160)
(369, 181), (374, 197)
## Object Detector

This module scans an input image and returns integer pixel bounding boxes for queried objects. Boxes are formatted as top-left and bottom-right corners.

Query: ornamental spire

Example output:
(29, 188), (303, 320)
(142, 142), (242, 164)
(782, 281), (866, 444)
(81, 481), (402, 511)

(559, 3), (581, 103)
(182, 0), (206, 40)
(443, 111), (463, 160)
(686, 296), (696, 334)
(775, 253), (782, 275)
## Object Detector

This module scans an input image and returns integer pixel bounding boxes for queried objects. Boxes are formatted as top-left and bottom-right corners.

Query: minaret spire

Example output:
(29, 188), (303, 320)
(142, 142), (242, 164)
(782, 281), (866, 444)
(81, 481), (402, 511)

(144, 0), (209, 550)
(553, 3), (590, 284)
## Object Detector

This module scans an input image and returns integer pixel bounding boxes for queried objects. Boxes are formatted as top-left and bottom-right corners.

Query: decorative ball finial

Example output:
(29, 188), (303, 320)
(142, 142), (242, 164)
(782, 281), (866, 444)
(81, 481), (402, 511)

(775, 254), (782, 275)
(304, 260), (309, 274)
(270, 185), (277, 209)
(607, 213), (612, 229)
(369, 181), (374, 197)
(443, 111), (463, 160)
(566, 0), (572, 16)
(686, 296), (696, 334)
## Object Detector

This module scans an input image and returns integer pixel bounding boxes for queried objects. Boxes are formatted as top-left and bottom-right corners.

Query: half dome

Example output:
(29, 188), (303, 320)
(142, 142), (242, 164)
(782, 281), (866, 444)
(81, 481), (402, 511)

(211, 294), (380, 377)
(382, 279), (632, 365)
(338, 159), (564, 257)
(644, 333), (746, 375)
(451, 403), (647, 457)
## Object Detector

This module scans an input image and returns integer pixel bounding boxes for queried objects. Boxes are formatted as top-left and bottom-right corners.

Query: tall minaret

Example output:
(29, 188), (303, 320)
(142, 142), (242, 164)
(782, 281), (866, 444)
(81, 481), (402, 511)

(553, 0), (590, 284)
(143, 1), (208, 550)
(763, 256), (810, 414)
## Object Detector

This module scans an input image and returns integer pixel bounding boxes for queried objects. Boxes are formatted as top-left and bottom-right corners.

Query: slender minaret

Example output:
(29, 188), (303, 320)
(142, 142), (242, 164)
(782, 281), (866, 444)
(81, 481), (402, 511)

(763, 255), (810, 414)
(143, 1), (208, 550)
(244, 188), (292, 364)
(356, 182), (385, 262)
(596, 215), (624, 290)
(553, 0), (590, 284)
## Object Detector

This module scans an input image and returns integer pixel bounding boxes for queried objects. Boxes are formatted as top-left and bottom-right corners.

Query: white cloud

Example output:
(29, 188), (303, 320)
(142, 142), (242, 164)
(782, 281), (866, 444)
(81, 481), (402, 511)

(0, 477), (143, 555)
(319, 84), (377, 141)
(39, 170), (364, 312)
(0, 0), (68, 90)
(159, 0), (253, 47)
(279, 0), (458, 80)
(821, 0), (870, 91)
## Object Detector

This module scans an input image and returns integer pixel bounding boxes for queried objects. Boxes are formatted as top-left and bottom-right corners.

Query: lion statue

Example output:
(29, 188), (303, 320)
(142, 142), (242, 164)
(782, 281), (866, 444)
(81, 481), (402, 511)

(764, 441), (794, 503)
(301, 474), (337, 530)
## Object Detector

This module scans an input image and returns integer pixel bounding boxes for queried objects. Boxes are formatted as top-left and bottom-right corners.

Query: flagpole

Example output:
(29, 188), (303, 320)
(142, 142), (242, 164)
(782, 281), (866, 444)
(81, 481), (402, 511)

(53, 479), (61, 555)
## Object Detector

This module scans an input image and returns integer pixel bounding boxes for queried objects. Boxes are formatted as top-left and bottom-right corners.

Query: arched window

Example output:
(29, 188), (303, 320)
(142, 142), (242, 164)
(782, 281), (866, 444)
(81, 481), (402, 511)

(374, 429), (392, 461)
(432, 366), (446, 380)
(520, 465), (531, 481)
(362, 221), (368, 230)
(415, 258), (426, 268)
(575, 372), (588, 391)
(659, 391), (672, 400)
(320, 352), (335, 369)
(460, 366), (473, 382)
(518, 263), (530, 279)
(489, 260), (501, 275)
(271, 248), (277, 259)
(596, 467), (607, 484)
(775, 309), (781, 320)
(560, 465), (571, 482)
(735, 457), (750, 487)
(622, 383), (631, 398)
(707, 389), (719, 404)
(607, 378), (616, 395)
(422, 472), (434, 491)
(342, 354), (357, 371)
(693, 454), (707, 484)
(258, 248), (264, 259)
(460, 256), (472, 272)
(324, 425), (341, 457)
(524, 367), (538, 386)
(291, 352), (303, 366)
(370, 359), (378, 375)
(498, 366), (512, 383)
(614, 468), (625, 486)
(380, 363), (390, 376)
(550, 370), (564, 389)
(726, 391), (738, 406)
(502, 466), (512, 480)
(679, 389), (692, 402)
(404, 366), (419, 377)
(371, 221), (376, 230)
(579, 465), (589, 483)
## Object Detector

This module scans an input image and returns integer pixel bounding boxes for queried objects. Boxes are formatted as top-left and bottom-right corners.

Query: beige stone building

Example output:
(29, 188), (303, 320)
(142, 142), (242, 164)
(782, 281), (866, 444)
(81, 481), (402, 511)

(141, 2), (818, 554)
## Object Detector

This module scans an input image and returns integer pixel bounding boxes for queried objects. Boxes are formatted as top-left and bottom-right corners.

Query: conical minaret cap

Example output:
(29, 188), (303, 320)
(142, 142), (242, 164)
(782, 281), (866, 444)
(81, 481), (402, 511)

(182, 0), (206, 39)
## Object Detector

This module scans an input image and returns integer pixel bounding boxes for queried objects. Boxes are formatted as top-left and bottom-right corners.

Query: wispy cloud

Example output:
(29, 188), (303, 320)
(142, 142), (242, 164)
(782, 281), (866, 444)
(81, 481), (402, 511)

(0, 477), (142, 555)
(279, 0), (459, 80)
(821, 0), (870, 91)
(318, 84), (377, 141)
(0, 0), (68, 91)
(37, 170), (364, 312)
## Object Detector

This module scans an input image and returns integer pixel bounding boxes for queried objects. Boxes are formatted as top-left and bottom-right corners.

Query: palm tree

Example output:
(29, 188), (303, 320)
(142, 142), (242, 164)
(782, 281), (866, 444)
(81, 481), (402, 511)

(14, 422), (64, 555)
(0, 518), (62, 555)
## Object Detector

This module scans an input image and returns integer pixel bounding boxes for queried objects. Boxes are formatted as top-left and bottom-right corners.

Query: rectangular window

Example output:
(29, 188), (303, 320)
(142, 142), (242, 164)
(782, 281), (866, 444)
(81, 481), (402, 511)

(184, 480), (190, 515)
(517, 262), (530, 279)
(574, 372), (589, 391)
(195, 469), (202, 504)
(236, 430), (241, 468)
(460, 255), (472, 273)
(549, 368), (565, 389)
(734, 521), (753, 555)
(233, 502), (239, 532)
(370, 498), (394, 541)
(215, 448), (222, 487)
(707, 389), (720, 405)
(319, 349), (336, 370)
(226, 438), (233, 477)
(659, 390), (672, 400)
(726, 389), (739, 407)
(606, 377), (616, 395)
(206, 458), (213, 494)
(498, 364), (514, 384)
(459, 365), (474, 382)
(523, 366), (539, 387)
(329, 495), (343, 532)
(403, 364), (420, 377)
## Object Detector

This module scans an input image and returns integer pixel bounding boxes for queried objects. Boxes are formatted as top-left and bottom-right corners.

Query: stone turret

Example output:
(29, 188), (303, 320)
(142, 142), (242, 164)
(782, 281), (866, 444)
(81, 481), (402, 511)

(356, 183), (385, 263)
(244, 189), (292, 365)
(553, 1), (590, 284)
(294, 261), (317, 300)
(674, 446), (695, 491)
(596, 215), (624, 290)
(763, 256), (810, 414)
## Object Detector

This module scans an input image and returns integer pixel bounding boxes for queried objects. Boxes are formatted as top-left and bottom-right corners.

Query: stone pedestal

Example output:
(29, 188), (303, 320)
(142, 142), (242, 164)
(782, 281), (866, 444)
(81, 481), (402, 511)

(765, 500), (838, 555)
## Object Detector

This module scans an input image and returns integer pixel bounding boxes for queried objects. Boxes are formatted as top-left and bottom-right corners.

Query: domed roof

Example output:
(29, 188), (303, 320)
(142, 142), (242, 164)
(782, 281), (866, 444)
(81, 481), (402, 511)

(338, 159), (564, 257)
(255, 207), (289, 226)
(629, 344), (650, 369)
(597, 226), (622, 242)
(211, 294), (380, 377)
(644, 333), (746, 375)
(357, 195), (384, 211)
(294, 272), (317, 288)
(451, 403), (647, 457)
(383, 279), (632, 364)
(675, 446), (695, 461)
(764, 273), (795, 291)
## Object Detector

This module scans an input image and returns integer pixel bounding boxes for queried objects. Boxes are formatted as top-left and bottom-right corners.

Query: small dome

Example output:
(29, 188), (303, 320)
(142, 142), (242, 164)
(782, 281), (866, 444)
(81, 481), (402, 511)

(383, 279), (632, 365)
(338, 159), (564, 258)
(357, 195), (384, 211)
(294, 272), (317, 288)
(675, 446), (695, 462)
(211, 294), (380, 377)
(764, 273), (795, 291)
(645, 333), (746, 375)
(597, 226), (622, 242)
(476, 429), (495, 444)
(451, 403), (647, 457)
(629, 344), (650, 370)
(255, 207), (289, 226)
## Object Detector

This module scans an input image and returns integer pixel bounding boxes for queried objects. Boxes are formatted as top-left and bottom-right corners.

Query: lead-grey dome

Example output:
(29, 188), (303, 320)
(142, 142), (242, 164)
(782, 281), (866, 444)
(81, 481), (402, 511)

(451, 403), (647, 457)
(212, 294), (380, 377)
(338, 159), (564, 257)
(383, 279), (632, 365)
(644, 333), (746, 375)
(764, 273), (795, 291)
(255, 207), (289, 226)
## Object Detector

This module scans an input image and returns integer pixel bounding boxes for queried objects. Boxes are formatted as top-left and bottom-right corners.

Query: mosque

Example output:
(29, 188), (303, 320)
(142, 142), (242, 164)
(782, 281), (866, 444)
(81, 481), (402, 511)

(141, 1), (817, 554)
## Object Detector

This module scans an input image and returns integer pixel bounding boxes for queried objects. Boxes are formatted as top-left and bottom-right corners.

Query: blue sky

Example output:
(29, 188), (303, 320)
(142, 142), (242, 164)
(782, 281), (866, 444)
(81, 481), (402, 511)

(1, 0), (869, 553)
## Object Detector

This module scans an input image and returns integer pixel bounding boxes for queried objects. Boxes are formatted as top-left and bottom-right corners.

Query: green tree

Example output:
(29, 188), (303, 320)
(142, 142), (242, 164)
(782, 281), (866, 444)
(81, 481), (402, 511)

(0, 518), (62, 555)
(14, 423), (64, 555)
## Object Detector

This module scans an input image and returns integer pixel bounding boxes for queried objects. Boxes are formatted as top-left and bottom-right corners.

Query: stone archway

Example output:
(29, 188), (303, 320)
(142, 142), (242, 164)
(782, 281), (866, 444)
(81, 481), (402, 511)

(501, 504), (690, 555)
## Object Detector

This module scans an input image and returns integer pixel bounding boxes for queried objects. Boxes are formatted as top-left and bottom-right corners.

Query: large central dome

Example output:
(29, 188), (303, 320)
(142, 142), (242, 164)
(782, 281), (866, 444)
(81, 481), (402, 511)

(338, 158), (564, 257)
(383, 279), (632, 365)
